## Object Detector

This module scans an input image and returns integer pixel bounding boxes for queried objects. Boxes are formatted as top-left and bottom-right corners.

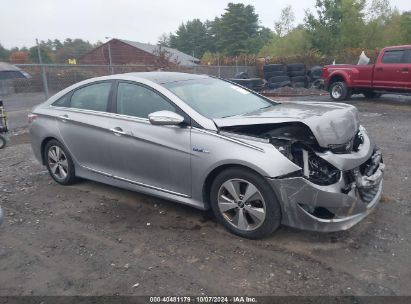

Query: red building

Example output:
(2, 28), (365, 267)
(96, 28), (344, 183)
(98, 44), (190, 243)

(79, 38), (199, 66)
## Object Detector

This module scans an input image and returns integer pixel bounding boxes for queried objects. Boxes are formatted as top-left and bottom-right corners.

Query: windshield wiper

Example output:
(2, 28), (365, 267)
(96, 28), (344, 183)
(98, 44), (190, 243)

(258, 105), (273, 110)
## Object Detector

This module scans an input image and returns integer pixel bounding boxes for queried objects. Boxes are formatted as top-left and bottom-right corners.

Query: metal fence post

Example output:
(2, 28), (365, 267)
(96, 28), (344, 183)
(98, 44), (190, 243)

(36, 39), (49, 98)
(217, 54), (221, 78)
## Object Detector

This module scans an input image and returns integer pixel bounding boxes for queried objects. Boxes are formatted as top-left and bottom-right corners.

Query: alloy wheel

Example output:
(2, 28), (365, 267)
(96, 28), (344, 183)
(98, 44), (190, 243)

(47, 145), (69, 181)
(331, 84), (343, 99)
(217, 179), (266, 231)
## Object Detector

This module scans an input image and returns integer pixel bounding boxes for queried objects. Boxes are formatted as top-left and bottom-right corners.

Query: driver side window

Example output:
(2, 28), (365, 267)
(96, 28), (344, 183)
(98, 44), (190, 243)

(116, 82), (176, 118)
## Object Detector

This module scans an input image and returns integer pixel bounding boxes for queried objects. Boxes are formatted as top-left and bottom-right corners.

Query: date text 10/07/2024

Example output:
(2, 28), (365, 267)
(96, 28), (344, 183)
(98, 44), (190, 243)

(149, 296), (258, 303)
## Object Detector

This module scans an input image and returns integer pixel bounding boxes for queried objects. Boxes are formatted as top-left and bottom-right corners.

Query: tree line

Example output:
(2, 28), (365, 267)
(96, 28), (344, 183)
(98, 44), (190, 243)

(0, 38), (101, 64)
(160, 0), (411, 63)
(1, 0), (410, 65)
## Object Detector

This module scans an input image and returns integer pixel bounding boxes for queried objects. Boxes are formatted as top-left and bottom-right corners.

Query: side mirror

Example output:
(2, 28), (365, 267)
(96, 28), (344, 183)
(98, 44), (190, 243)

(148, 111), (185, 126)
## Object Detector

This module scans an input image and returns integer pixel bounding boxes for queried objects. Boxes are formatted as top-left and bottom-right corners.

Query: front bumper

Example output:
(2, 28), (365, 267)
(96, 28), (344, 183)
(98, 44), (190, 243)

(269, 150), (384, 232)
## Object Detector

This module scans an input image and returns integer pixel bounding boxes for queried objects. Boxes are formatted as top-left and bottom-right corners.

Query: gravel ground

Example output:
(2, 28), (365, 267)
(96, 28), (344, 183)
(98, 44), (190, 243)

(0, 93), (410, 296)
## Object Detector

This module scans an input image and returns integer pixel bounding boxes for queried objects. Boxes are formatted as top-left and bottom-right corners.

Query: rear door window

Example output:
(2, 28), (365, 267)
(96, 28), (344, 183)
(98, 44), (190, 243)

(116, 82), (176, 119)
(405, 49), (411, 63)
(381, 50), (405, 64)
(70, 82), (112, 112)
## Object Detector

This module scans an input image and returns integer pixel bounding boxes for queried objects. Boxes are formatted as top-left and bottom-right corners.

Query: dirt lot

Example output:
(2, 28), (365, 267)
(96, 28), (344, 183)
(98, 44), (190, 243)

(0, 93), (410, 296)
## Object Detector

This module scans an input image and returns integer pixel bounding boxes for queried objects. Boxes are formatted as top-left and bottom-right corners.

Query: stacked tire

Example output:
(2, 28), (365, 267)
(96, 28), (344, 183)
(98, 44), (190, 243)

(229, 78), (265, 91)
(307, 66), (324, 90)
(263, 64), (291, 89)
(286, 63), (307, 88)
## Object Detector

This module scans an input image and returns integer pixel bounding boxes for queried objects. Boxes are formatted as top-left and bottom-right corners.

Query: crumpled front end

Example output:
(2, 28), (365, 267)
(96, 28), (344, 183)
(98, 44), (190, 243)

(269, 129), (384, 232)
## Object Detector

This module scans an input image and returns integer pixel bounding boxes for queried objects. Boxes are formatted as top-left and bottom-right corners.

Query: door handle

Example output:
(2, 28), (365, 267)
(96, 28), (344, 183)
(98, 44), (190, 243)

(110, 127), (126, 136)
(400, 68), (409, 73)
(58, 114), (71, 122)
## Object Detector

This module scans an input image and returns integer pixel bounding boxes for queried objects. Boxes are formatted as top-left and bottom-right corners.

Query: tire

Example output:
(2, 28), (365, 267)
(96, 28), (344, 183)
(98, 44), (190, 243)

(210, 167), (282, 239)
(293, 82), (306, 88)
(268, 81), (291, 89)
(286, 63), (306, 71)
(264, 71), (286, 80)
(234, 72), (249, 79)
(229, 79), (252, 89)
(288, 70), (306, 77)
(268, 76), (290, 83)
(263, 64), (285, 73)
(0, 135), (5, 149)
(308, 66), (323, 80)
(290, 76), (307, 83)
(44, 139), (78, 185)
(250, 78), (264, 87)
(329, 81), (351, 101)
(311, 79), (324, 90)
(363, 91), (382, 99)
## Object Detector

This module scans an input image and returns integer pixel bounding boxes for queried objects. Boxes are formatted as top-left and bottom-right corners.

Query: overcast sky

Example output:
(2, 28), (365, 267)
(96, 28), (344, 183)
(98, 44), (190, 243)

(1, 0), (411, 49)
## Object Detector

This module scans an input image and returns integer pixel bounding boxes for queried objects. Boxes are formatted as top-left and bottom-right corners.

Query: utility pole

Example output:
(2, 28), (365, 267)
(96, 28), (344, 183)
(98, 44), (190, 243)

(36, 38), (49, 98)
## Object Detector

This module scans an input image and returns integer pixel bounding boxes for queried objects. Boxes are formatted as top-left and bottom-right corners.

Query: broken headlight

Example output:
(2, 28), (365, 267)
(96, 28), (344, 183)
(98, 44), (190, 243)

(271, 140), (341, 185)
(328, 131), (364, 154)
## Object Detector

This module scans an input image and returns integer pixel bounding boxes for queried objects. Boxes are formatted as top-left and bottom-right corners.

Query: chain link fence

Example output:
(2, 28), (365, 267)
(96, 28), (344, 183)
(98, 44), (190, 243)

(0, 64), (257, 98)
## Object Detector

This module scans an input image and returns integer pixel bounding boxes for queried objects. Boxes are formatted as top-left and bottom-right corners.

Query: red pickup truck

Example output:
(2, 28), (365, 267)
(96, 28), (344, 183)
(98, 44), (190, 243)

(323, 45), (411, 101)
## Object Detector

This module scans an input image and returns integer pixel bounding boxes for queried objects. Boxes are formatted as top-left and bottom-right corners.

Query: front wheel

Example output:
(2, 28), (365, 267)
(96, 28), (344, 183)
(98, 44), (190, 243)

(210, 168), (282, 239)
(330, 81), (351, 101)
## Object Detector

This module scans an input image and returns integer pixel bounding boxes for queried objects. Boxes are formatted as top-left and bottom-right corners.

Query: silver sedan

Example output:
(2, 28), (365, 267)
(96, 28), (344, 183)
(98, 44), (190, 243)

(29, 72), (384, 238)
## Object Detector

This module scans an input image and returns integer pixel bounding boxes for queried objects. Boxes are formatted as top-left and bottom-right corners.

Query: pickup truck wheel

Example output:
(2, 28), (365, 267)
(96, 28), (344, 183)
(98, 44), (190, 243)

(330, 82), (350, 101)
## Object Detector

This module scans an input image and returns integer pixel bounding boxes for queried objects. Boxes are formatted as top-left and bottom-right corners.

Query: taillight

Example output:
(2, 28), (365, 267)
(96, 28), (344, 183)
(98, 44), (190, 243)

(28, 113), (38, 124)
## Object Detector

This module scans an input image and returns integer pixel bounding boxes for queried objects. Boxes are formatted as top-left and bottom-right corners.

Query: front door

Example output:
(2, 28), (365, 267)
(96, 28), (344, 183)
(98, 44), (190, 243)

(106, 81), (192, 197)
(373, 48), (407, 89)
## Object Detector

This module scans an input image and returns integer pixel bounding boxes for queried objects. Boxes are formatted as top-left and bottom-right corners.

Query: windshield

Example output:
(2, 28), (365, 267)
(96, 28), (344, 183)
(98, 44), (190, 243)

(164, 78), (276, 119)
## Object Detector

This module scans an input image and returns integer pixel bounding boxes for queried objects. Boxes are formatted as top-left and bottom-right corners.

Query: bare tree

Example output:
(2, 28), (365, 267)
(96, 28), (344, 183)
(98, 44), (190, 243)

(274, 5), (295, 37)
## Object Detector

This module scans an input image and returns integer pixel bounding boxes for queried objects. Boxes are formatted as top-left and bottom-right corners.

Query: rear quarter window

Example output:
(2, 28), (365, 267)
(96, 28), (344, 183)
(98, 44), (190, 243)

(70, 82), (112, 112)
(52, 93), (70, 107)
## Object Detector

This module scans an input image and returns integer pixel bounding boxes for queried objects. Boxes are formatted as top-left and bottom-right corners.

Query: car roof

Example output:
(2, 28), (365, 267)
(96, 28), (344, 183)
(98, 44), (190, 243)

(124, 72), (210, 84)
(383, 45), (411, 50)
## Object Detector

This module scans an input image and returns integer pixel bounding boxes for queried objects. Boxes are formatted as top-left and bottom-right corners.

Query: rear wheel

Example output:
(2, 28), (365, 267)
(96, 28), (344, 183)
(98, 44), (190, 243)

(210, 168), (281, 239)
(330, 81), (351, 101)
(44, 139), (78, 185)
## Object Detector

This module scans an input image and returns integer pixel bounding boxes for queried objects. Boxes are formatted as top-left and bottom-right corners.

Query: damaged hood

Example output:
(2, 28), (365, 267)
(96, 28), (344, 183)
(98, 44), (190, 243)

(213, 101), (360, 147)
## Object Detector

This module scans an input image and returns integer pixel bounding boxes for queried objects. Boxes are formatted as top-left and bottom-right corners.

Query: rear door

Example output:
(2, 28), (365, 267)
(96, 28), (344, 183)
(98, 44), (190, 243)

(54, 81), (117, 174)
(373, 48), (407, 89)
(106, 81), (192, 197)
